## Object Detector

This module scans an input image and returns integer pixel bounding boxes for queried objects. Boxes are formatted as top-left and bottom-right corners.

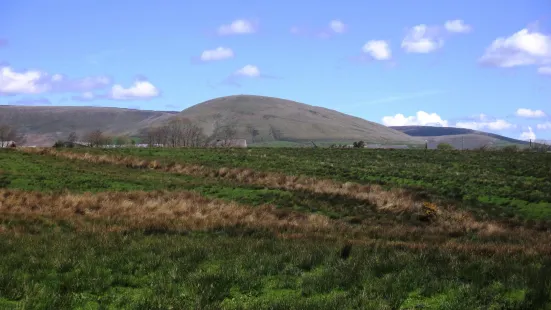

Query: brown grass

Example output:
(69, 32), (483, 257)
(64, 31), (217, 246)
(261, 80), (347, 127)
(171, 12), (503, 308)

(2, 188), (551, 256)
(0, 189), (336, 235)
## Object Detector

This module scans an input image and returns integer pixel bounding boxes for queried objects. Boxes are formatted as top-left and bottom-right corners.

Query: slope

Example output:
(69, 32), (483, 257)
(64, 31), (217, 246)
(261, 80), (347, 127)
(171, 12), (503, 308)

(179, 95), (423, 145)
(0, 105), (178, 146)
(390, 126), (529, 149)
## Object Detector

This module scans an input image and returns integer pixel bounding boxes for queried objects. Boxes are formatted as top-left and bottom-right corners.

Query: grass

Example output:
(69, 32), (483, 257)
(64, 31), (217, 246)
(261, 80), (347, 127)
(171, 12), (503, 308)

(48, 147), (551, 221)
(1, 230), (551, 309)
(2, 147), (551, 308)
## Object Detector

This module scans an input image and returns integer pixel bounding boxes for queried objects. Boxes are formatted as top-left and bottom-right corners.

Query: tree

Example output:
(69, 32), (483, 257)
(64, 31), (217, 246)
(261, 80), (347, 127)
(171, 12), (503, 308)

(353, 141), (365, 148)
(114, 135), (131, 147)
(437, 143), (454, 150)
(0, 124), (25, 147)
(85, 129), (104, 147)
(268, 126), (282, 141)
(209, 121), (238, 147)
(246, 124), (259, 143)
(67, 132), (78, 144)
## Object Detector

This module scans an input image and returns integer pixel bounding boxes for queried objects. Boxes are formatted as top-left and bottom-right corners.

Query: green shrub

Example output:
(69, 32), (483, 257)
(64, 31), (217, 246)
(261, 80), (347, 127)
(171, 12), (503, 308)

(436, 143), (454, 150)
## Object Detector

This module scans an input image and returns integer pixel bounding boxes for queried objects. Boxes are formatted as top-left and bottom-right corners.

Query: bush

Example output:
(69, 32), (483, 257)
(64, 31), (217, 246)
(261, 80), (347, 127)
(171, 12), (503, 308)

(352, 141), (365, 148)
(502, 145), (519, 152)
(436, 143), (454, 150)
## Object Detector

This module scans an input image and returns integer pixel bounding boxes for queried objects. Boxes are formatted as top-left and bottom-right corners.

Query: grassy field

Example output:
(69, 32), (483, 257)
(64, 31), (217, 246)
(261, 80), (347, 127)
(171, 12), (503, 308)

(46, 147), (551, 221)
(1, 147), (551, 309)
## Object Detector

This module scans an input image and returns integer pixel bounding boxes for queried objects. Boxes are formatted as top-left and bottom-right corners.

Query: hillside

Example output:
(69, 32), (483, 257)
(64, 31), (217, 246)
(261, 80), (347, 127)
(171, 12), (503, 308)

(0, 105), (177, 146)
(179, 95), (423, 145)
(390, 125), (529, 149)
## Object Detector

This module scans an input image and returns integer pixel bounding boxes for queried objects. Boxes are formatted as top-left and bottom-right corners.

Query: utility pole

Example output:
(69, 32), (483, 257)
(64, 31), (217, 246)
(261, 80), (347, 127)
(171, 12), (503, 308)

(462, 137), (464, 150)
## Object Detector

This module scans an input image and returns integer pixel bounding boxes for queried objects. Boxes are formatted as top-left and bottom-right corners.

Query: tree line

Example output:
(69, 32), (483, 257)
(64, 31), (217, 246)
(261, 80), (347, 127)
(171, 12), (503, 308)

(50, 117), (241, 148)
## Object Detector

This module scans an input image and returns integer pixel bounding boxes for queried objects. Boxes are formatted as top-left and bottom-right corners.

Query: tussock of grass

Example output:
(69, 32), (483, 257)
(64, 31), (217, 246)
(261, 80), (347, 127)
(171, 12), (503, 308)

(0, 189), (335, 235)
(2, 189), (551, 256)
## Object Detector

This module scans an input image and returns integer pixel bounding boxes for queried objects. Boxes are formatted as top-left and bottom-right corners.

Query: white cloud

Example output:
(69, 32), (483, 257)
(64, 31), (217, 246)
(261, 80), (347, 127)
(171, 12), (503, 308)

(0, 66), (47, 94)
(234, 65), (260, 77)
(382, 111), (448, 127)
(235, 65), (260, 77)
(516, 108), (546, 118)
(520, 126), (536, 140)
(217, 19), (256, 35)
(329, 20), (346, 34)
(479, 28), (551, 68)
(0, 66), (110, 95)
(200, 47), (234, 61)
(537, 122), (551, 130)
(444, 20), (472, 33)
(362, 40), (392, 60)
(538, 66), (551, 75)
(401, 24), (444, 53)
(455, 119), (515, 131)
(109, 80), (159, 100)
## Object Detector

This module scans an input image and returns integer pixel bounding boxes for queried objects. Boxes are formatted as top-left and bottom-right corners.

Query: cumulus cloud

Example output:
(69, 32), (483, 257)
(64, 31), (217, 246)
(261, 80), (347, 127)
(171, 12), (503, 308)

(538, 66), (551, 75)
(0, 66), (110, 95)
(109, 80), (160, 100)
(401, 24), (444, 53)
(7, 97), (51, 106)
(401, 20), (471, 54)
(444, 20), (472, 33)
(362, 40), (392, 60)
(382, 111), (449, 127)
(537, 122), (551, 130)
(234, 65), (261, 77)
(217, 19), (256, 35)
(219, 65), (280, 87)
(479, 28), (551, 68)
(329, 20), (346, 34)
(520, 126), (536, 140)
(199, 47), (234, 62)
(516, 108), (546, 118)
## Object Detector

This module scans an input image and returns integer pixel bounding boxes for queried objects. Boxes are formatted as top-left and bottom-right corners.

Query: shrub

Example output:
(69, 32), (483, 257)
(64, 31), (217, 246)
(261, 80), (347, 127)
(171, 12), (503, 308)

(436, 143), (454, 150)
(502, 145), (519, 152)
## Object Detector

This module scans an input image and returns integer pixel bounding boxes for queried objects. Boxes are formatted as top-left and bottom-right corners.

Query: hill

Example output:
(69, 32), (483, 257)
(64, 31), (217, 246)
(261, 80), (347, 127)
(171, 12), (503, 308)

(0, 105), (177, 146)
(390, 126), (529, 149)
(179, 95), (423, 145)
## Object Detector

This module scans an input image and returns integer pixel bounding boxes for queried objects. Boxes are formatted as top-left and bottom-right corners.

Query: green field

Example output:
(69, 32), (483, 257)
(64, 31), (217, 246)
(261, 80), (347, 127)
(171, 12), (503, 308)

(1, 147), (551, 309)
(51, 147), (551, 221)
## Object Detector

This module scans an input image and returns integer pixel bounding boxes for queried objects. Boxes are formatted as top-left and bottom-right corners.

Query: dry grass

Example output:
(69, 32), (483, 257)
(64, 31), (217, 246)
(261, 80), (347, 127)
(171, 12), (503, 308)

(2, 188), (551, 256)
(0, 189), (335, 235)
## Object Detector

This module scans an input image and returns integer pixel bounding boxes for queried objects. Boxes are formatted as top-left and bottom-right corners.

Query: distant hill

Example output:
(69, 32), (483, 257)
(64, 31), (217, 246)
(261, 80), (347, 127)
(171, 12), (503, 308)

(390, 126), (529, 149)
(178, 95), (423, 145)
(1, 95), (425, 147)
(0, 105), (177, 146)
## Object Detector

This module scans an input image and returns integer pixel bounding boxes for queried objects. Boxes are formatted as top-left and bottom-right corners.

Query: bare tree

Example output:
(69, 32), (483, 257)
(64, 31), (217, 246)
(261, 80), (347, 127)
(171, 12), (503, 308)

(246, 124), (259, 143)
(268, 125), (282, 141)
(67, 132), (78, 144)
(85, 129), (104, 147)
(0, 124), (26, 147)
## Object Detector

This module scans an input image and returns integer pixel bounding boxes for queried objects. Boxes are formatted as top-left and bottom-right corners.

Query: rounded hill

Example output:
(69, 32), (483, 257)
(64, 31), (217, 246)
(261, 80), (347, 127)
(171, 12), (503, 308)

(179, 95), (423, 145)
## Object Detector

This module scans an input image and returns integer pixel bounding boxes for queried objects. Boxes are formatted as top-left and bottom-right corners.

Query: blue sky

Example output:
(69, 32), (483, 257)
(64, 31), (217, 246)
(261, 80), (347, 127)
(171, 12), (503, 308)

(1, 0), (550, 140)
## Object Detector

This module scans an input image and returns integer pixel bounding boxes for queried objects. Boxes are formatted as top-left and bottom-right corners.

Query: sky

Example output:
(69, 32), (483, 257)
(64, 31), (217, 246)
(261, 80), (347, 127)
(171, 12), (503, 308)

(1, 0), (550, 141)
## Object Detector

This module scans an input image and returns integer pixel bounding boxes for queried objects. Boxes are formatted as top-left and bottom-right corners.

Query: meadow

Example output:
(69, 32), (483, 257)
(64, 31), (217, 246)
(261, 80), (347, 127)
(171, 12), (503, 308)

(1, 147), (551, 309)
